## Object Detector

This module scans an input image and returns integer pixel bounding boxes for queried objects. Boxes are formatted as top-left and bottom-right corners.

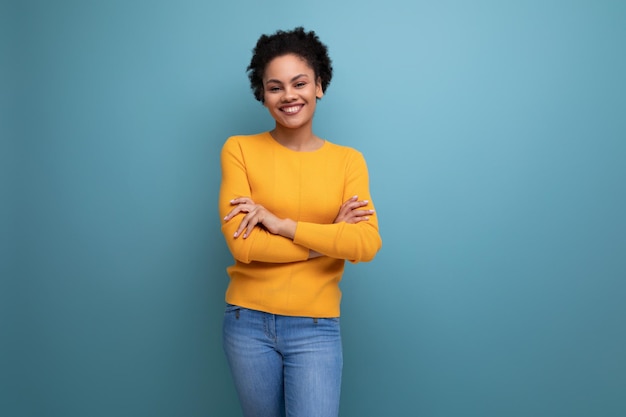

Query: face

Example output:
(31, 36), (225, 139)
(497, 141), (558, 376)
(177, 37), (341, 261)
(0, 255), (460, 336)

(262, 54), (324, 131)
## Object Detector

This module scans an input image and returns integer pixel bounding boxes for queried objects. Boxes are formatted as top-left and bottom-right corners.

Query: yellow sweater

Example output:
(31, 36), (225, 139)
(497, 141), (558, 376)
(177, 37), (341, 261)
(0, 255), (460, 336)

(219, 132), (382, 317)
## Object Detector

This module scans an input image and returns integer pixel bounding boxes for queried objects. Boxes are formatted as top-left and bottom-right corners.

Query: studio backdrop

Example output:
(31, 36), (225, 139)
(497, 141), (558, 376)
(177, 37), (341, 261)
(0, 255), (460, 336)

(4, 1), (625, 416)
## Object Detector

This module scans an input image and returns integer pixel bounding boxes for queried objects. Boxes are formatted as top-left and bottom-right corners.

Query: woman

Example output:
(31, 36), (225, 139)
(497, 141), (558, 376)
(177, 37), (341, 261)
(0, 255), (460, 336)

(219, 27), (382, 417)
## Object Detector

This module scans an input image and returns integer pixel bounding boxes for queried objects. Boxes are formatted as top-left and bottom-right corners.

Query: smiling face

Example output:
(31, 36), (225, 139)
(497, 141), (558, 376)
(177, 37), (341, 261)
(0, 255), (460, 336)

(262, 54), (324, 132)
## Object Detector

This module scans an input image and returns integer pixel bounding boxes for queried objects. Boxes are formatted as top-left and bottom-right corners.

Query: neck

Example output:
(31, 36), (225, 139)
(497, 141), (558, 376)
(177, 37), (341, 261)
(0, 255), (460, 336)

(270, 124), (323, 152)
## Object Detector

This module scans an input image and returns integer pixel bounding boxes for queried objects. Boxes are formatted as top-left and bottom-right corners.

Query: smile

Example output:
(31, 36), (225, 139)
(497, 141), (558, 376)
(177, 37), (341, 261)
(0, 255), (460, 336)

(281, 105), (303, 114)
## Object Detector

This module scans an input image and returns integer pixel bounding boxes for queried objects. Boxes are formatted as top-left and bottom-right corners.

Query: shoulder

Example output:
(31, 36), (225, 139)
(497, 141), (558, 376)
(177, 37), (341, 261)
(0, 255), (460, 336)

(323, 140), (367, 164)
(222, 132), (270, 155)
(323, 140), (364, 157)
(223, 132), (267, 148)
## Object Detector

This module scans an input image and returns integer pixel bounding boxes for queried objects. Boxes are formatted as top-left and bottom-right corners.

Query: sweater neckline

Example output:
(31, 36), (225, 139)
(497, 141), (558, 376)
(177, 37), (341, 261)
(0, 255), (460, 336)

(263, 131), (328, 154)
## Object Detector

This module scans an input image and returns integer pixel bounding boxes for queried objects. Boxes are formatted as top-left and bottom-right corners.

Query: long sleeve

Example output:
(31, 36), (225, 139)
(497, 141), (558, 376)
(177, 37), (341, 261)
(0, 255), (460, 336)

(293, 150), (382, 262)
(219, 136), (310, 264)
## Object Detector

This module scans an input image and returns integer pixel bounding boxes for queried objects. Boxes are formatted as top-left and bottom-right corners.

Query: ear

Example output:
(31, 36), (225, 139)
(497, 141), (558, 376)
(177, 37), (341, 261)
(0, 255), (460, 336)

(316, 77), (324, 99)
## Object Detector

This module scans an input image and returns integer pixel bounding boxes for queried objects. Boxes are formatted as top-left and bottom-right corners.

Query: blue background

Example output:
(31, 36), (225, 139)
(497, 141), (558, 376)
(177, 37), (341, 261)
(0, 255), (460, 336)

(3, 1), (625, 416)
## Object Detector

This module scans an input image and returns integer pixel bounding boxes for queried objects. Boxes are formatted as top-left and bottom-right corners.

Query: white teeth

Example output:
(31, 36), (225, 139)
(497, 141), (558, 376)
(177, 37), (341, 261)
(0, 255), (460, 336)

(283, 105), (301, 114)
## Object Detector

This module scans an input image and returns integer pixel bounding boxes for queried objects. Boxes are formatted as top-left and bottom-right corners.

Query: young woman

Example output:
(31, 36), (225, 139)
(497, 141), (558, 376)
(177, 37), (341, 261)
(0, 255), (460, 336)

(219, 27), (382, 417)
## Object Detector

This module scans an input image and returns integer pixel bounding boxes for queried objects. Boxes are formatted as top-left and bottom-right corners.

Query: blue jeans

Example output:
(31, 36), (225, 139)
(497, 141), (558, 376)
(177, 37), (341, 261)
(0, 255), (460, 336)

(222, 304), (343, 417)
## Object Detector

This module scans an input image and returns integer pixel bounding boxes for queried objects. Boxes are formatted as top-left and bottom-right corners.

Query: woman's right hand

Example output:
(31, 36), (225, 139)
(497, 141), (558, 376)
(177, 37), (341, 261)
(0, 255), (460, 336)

(333, 195), (374, 224)
(225, 197), (297, 239)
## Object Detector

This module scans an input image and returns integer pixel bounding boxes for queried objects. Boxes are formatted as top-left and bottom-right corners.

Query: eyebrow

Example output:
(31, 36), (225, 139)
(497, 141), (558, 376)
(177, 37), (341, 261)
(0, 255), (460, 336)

(265, 74), (309, 85)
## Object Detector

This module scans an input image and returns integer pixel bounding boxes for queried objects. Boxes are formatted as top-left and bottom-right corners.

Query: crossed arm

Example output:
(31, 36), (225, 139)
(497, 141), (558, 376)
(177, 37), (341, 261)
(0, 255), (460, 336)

(219, 137), (381, 263)
(223, 195), (374, 259)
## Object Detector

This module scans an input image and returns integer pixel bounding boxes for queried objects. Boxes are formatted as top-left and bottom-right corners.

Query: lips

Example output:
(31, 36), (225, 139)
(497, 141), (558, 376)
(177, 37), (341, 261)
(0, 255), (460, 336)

(281, 104), (303, 114)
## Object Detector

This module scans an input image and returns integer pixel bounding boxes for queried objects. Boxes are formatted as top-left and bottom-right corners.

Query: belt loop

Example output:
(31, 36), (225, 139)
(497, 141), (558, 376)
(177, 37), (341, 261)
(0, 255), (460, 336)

(235, 310), (240, 320)
(313, 318), (318, 324)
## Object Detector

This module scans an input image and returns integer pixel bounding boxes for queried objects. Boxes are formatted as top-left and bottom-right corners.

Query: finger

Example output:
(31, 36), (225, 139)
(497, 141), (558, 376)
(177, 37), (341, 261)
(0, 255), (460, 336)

(230, 197), (254, 206)
(232, 219), (246, 238)
(344, 200), (369, 211)
(234, 211), (261, 238)
(351, 209), (375, 217)
(244, 207), (271, 237)
(242, 214), (262, 238)
(342, 209), (374, 223)
(340, 195), (358, 208)
(233, 211), (253, 238)
(339, 200), (366, 215)
(234, 221), (250, 238)
(345, 210), (373, 223)
(225, 202), (259, 221)
(337, 196), (357, 212)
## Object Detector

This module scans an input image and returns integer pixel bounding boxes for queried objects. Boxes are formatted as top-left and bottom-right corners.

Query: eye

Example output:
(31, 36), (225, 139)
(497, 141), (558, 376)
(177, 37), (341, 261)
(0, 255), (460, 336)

(268, 86), (281, 92)
(295, 82), (307, 88)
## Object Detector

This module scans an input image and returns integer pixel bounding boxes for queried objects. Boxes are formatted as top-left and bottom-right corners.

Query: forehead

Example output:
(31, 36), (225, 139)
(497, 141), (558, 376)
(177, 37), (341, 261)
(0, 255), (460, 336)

(263, 54), (315, 81)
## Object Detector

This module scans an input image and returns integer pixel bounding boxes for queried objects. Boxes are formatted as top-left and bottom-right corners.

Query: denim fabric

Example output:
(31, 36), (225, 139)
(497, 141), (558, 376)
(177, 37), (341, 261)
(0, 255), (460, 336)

(222, 304), (343, 417)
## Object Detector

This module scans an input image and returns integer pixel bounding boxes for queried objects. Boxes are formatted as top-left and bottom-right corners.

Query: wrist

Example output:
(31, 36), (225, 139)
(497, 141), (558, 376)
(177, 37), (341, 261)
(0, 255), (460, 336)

(279, 218), (297, 240)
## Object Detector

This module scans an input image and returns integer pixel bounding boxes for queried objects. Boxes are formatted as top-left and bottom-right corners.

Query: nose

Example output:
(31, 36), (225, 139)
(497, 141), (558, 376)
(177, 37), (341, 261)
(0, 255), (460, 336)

(281, 86), (297, 102)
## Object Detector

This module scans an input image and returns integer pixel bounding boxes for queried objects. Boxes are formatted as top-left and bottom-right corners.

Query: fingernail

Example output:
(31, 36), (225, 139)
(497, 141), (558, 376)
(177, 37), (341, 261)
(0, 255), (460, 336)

(233, 232), (238, 237)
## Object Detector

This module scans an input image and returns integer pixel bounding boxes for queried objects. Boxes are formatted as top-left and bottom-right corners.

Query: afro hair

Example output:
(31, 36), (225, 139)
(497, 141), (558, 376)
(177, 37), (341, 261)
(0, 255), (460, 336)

(247, 27), (333, 102)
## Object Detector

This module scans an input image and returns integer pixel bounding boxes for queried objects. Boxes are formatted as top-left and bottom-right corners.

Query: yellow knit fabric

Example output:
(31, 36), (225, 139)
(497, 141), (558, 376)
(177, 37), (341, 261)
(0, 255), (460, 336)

(219, 132), (382, 317)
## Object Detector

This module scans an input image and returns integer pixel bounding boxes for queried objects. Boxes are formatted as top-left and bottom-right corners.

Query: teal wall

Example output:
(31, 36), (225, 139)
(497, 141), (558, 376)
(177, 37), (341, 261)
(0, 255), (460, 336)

(4, 1), (625, 416)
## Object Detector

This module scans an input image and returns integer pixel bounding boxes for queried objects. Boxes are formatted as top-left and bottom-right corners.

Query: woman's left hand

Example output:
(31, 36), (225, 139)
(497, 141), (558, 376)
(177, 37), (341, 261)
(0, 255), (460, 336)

(333, 195), (374, 224)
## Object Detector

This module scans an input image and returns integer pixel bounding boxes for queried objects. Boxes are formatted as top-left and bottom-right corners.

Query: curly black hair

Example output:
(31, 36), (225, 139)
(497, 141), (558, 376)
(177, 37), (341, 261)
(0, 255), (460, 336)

(247, 27), (333, 103)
